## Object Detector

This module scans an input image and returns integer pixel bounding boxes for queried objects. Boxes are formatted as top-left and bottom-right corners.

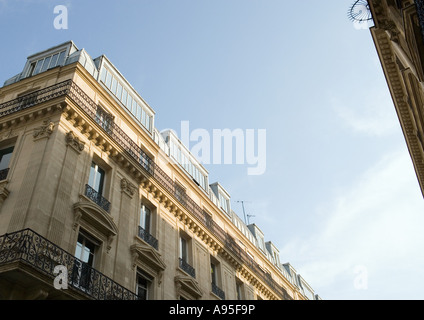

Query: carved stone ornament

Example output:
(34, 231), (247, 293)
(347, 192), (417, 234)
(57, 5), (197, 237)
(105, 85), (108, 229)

(33, 119), (55, 140)
(65, 131), (85, 153)
(120, 178), (136, 197)
(0, 180), (10, 208)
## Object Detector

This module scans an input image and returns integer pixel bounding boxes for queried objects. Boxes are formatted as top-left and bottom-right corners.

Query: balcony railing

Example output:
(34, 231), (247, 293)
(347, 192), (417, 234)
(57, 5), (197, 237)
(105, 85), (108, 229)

(0, 168), (9, 180)
(0, 79), (292, 300)
(0, 228), (139, 300)
(84, 184), (111, 213)
(211, 282), (225, 300)
(179, 258), (196, 278)
(138, 226), (158, 250)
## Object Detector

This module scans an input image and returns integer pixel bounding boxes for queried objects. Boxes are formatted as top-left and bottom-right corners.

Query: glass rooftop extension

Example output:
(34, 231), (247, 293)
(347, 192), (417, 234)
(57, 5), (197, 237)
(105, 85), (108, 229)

(2, 41), (155, 136)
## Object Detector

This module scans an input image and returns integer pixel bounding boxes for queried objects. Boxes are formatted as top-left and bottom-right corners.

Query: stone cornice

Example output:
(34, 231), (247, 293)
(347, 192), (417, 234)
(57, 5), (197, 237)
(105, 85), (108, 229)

(372, 27), (424, 196)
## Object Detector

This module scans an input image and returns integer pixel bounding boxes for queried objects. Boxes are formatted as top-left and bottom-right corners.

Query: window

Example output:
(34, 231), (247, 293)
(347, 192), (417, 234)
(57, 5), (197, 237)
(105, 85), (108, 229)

(175, 181), (186, 203)
(105, 71), (112, 88)
(33, 59), (44, 75)
(257, 235), (265, 252)
(219, 194), (228, 213)
(27, 62), (36, 77)
(95, 106), (113, 133)
(132, 100), (137, 116)
(50, 53), (59, 68)
(28, 50), (67, 77)
(273, 252), (280, 266)
(57, 51), (66, 66)
(139, 204), (151, 234)
(139, 151), (151, 173)
(100, 67), (107, 83)
(40, 56), (51, 73)
(88, 161), (105, 197)
(111, 77), (118, 95)
(136, 269), (153, 300)
(138, 202), (158, 249)
(211, 262), (218, 286)
(127, 95), (133, 111)
(122, 88), (128, 106)
(0, 146), (14, 172)
(145, 114), (151, 131)
(211, 257), (225, 299)
(116, 83), (123, 100)
(180, 236), (188, 263)
(236, 279), (244, 300)
(141, 108), (146, 127)
(178, 232), (195, 277)
(73, 231), (99, 290)
(75, 232), (97, 267)
(136, 104), (142, 122)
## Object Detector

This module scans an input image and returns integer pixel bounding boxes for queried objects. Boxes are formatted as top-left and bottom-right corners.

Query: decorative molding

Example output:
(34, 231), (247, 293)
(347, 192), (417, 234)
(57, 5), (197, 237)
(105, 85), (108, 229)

(73, 201), (118, 253)
(130, 243), (166, 284)
(0, 180), (10, 208)
(65, 131), (85, 153)
(120, 178), (136, 198)
(372, 27), (424, 194)
(33, 119), (54, 141)
(174, 275), (203, 299)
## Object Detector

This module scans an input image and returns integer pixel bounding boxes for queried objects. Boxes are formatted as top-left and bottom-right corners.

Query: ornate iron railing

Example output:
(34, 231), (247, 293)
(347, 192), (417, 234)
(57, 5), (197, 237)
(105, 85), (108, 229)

(0, 228), (139, 300)
(211, 282), (225, 300)
(0, 168), (9, 180)
(179, 258), (196, 278)
(84, 184), (111, 213)
(0, 79), (292, 300)
(138, 226), (158, 250)
(0, 80), (71, 117)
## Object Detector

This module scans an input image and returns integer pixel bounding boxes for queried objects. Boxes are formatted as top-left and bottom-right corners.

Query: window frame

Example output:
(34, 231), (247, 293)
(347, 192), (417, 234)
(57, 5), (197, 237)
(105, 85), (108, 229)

(136, 269), (154, 300)
(88, 161), (106, 197)
(0, 145), (15, 172)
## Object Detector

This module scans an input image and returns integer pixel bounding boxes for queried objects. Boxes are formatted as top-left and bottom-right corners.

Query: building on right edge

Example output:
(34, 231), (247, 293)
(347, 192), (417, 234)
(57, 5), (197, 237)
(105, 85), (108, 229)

(367, 0), (424, 195)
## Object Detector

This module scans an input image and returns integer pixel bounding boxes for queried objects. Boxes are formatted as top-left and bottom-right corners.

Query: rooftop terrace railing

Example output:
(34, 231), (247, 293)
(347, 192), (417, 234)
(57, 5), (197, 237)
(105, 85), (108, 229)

(0, 79), (292, 300)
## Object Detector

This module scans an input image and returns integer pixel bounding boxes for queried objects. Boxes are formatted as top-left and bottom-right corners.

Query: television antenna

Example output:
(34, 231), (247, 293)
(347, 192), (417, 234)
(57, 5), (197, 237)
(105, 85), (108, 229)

(247, 214), (255, 224)
(236, 200), (251, 225)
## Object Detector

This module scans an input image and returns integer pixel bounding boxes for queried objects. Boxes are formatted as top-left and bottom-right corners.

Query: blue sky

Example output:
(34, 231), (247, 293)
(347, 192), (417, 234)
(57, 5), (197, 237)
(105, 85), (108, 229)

(1, 0), (424, 300)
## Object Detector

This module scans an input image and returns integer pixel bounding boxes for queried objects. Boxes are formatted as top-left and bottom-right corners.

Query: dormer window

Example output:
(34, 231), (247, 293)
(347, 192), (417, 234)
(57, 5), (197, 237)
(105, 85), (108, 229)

(27, 50), (66, 77)
(99, 64), (153, 134)
(219, 193), (229, 213)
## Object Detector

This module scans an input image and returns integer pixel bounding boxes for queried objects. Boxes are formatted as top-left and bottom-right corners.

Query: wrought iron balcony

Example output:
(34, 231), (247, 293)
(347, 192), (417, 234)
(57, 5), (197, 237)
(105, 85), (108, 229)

(0, 228), (138, 300)
(0, 168), (9, 180)
(179, 257), (196, 278)
(211, 282), (225, 300)
(84, 184), (111, 213)
(138, 226), (158, 250)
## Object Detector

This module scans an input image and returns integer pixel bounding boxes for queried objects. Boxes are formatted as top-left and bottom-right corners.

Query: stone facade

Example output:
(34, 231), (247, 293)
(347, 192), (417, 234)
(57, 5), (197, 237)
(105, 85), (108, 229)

(0, 42), (317, 300)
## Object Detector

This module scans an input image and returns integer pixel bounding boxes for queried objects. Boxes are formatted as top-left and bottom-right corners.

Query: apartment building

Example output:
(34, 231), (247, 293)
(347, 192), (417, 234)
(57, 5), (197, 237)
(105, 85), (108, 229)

(0, 41), (319, 300)
(368, 0), (424, 196)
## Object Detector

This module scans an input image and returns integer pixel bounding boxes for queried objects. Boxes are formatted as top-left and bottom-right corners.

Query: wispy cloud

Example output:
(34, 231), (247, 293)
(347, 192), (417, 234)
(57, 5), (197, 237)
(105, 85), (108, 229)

(331, 90), (399, 137)
(280, 149), (424, 299)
